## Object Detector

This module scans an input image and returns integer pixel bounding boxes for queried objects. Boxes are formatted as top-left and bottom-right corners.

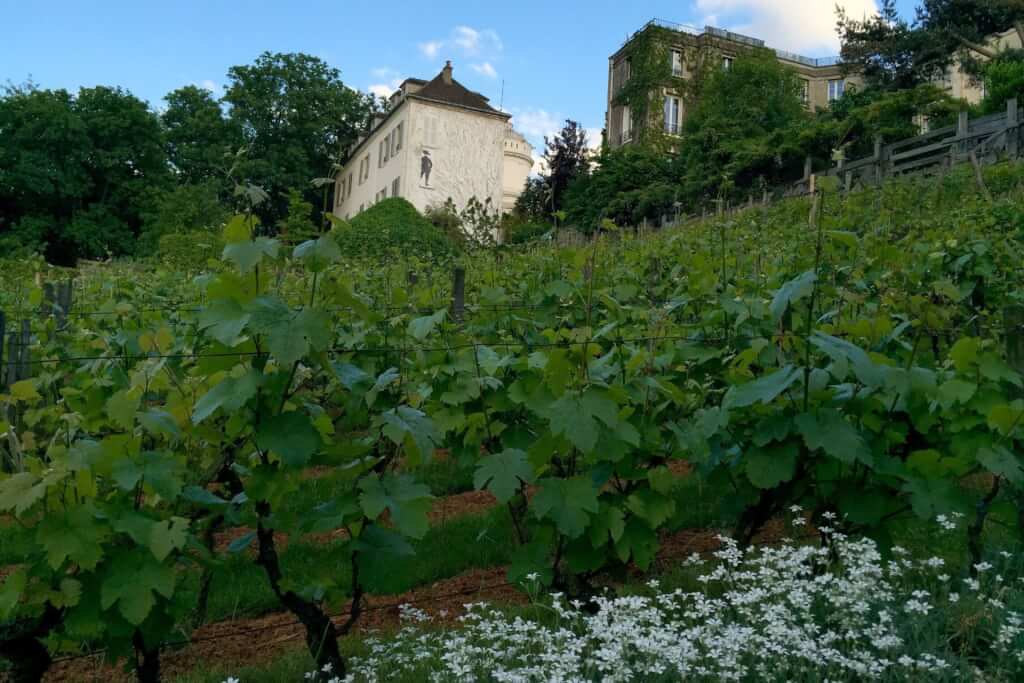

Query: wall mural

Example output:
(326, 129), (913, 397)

(420, 150), (433, 187)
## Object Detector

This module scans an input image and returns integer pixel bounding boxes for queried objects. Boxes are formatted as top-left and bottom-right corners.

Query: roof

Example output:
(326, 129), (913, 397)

(409, 63), (510, 118)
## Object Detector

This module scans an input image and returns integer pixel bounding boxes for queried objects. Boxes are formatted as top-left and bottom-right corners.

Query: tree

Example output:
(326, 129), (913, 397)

(223, 52), (377, 227)
(838, 0), (946, 90)
(162, 85), (241, 191)
(676, 50), (809, 207)
(562, 145), (676, 230)
(0, 84), (168, 263)
(513, 176), (551, 221)
(916, 0), (1024, 60)
(542, 120), (590, 212)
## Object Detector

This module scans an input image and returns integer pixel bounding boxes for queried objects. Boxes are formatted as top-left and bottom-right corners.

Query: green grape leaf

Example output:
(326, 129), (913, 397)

(531, 477), (599, 539)
(198, 298), (252, 345)
(977, 445), (1024, 485)
(293, 235), (341, 272)
(38, 505), (109, 570)
(222, 237), (279, 273)
(744, 442), (798, 489)
(256, 411), (321, 468)
(988, 400), (1024, 436)
(111, 452), (186, 501)
(192, 370), (261, 424)
(473, 449), (534, 503)
(0, 472), (47, 516)
(795, 409), (872, 465)
(358, 474), (432, 538)
(614, 517), (659, 570)
(724, 365), (801, 409)
(100, 550), (176, 625)
(149, 517), (190, 562)
(181, 485), (228, 507)
(936, 379), (977, 409)
(771, 270), (816, 322)
(589, 503), (626, 548)
(948, 338), (980, 373)
(626, 489), (676, 528)
(810, 333), (885, 387)
(379, 406), (440, 461)
(9, 380), (42, 403)
(106, 388), (141, 430)
(137, 410), (182, 442)
(0, 568), (27, 620)
(408, 309), (447, 341)
(548, 389), (618, 453)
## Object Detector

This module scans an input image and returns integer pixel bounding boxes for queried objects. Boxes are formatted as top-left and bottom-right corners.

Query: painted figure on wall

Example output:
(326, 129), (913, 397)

(420, 150), (433, 187)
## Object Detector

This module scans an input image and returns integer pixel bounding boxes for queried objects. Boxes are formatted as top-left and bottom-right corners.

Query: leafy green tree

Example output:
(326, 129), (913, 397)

(562, 145), (676, 230)
(676, 50), (809, 207)
(542, 120), (590, 211)
(138, 181), (231, 254)
(223, 52), (377, 227)
(838, 0), (945, 90)
(277, 188), (318, 245)
(513, 176), (552, 221)
(0, 84), (168, 263)
(916, 0), (1024, 61)
(162, 85), (241, 191)
(981, 56), (1024, 112)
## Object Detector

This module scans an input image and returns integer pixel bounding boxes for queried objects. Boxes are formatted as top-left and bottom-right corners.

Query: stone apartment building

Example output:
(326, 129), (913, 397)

(605, 20), (859, 149)
(333, 62), (534, 221)
(607, 20), (1024, 150)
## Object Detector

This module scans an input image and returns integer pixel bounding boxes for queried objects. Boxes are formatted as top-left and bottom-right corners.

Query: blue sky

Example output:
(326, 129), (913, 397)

(2, 0), (919, 155)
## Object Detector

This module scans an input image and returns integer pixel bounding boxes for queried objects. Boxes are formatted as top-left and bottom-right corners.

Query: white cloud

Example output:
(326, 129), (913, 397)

(366, 68), (403, 99)
(695, 0), (880, 53)
(470, 62), (498, 79)
(510, 108), (562, 145)
(191, 79), (219, 93)
(418, 26), (503, 63)
(419, 40), (444, 59)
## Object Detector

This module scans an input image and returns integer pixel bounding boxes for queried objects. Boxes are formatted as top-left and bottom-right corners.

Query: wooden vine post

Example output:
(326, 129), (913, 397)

(451, 267), (465, 324)
(0, 311), (5, 390)
(1007, 305), (1024, 389)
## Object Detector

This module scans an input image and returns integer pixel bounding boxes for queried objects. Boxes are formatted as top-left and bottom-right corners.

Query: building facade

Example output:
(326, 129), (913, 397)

(940, 27), (1024, 104)
(606, 21), (862, 149)
(333, 62), (534, 222)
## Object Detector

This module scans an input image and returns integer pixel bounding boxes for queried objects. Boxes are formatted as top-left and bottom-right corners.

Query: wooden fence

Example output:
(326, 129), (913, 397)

(790, 98), (1021, 195)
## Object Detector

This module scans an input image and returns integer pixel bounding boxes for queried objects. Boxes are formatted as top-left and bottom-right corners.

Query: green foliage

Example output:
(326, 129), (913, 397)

(981, 56), (1024, 114)
(140, 181), (230, 254)
(0, 84), (169, 264)
(276, 189), (318, 245)
(611, 25), (678, 147)
(223, 52), (377, 228)
(333, 198), (453, 261)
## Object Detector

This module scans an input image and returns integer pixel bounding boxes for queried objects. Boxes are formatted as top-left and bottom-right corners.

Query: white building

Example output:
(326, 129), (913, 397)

(333, 62), (534, 222)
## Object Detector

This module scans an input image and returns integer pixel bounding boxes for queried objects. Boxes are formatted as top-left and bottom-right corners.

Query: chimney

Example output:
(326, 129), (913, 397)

(442, 60), (453, 85)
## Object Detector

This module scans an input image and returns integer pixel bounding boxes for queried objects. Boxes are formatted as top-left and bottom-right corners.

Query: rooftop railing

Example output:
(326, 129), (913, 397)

(619, 19), (843, 69)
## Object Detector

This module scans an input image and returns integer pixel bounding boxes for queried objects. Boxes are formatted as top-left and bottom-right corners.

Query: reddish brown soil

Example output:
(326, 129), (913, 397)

(44, 566), (523, 682)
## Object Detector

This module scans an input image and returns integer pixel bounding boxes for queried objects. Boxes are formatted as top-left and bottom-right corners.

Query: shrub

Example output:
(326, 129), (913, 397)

(502, 217), (551, 245)
(156, 230), (223, 271)
(332, 198), (453, 261)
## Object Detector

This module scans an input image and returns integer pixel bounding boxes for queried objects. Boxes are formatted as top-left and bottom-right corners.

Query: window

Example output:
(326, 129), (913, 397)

(392, 176), (401, 198)
(376, 187), (387, 202)
(663, 95), (681, 135)
(800, 79), (810, 104)
(347, 172), (353, 199)
(722, 56), (733, 70)
(392, 123), (403, 155)
(336, 178), (345, 207)
(383, 133), (391, 163)
(359, 154), (370, 184)
(621, 105), (632, 144)
(828, 78), (845, 102)
(425, 117), (440, 147)
(670, 50), (684, 77)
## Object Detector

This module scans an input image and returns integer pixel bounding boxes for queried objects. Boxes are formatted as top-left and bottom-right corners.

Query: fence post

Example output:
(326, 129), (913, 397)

(18, 320), (29, 382)
(1007, 98), (1019, 159)
(57, 280), (72, 330)
(0, 311), (5, 390)
(1006, 305), (1024, 386)
(957, 110), (969, 159)
(41, 282), (55, 319)
(451, 267), (465, 324)
(873, 136), (885, 183)
(4, 328), (16, 388)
